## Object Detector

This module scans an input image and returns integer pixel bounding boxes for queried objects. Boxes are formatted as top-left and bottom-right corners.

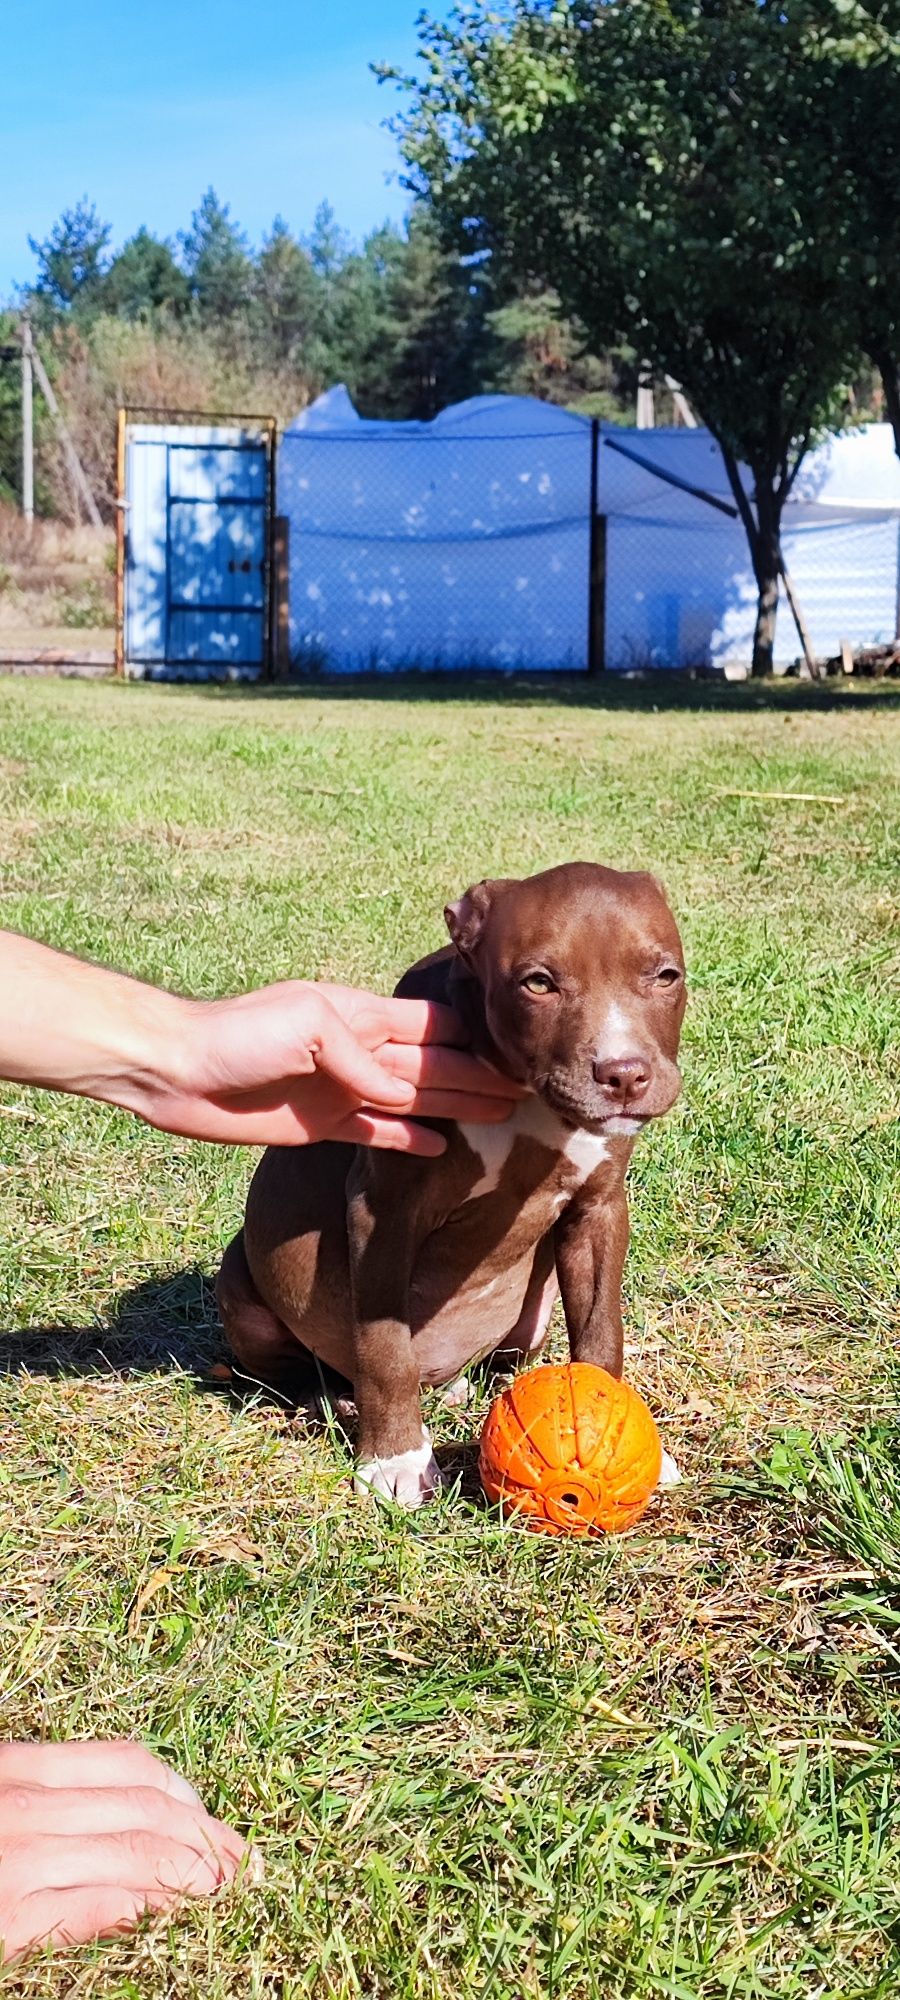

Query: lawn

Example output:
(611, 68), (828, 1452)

(1, 671), (899, 2000)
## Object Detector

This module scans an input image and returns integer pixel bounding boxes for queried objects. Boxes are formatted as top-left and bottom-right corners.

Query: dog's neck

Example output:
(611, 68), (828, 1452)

(447, 953), (516, 1079)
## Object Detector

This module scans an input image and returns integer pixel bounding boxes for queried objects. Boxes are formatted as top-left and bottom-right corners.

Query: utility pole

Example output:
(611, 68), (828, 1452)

(21, 319), (34, 533)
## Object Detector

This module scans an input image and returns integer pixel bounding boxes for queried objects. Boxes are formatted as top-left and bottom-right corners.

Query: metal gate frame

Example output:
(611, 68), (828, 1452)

(115, 406), (277, 680)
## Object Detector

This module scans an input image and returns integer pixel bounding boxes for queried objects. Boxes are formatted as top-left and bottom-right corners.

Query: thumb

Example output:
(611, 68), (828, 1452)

(308, 998), (417, 1110)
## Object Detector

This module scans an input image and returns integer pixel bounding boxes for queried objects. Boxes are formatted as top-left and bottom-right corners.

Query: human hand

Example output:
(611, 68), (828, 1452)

(0, 1740), (256, 1964)
(134, 979), (522, 1155)
(0, 931), (523, 1156)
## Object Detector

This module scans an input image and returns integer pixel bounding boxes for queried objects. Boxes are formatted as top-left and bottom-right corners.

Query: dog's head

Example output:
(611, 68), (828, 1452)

(445, 862), (686, 1134)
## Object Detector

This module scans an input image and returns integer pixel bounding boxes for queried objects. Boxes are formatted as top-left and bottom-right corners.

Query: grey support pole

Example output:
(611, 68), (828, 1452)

(29, 335), (103, 530)
(21, 320), (34, 533)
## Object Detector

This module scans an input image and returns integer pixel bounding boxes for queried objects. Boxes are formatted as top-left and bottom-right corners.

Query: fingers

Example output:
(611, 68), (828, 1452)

(340, 1114), (448, 1155)
(0, 1784), (247, 1873)
(339, 1085), (519, 1153)
(3, 1884), (171, 1961)
(0, 1741), (200, 1808)
(309, 999), (419, 1111)
(370, 1042), (523, 1098)
(0, 1746), (260, 1965)
(3, 1827), (237, 1902)
(321, 992), (472, 1050)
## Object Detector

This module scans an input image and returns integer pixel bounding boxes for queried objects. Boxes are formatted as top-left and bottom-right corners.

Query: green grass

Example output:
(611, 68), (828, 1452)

(0, 672), (898, 1998)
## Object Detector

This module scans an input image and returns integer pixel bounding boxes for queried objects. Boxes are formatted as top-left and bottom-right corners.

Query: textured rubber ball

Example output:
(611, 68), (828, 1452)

(479, 1361), (662, 1535)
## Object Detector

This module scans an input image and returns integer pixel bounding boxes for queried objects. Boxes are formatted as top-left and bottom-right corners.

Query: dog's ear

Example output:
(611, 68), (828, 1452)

(444, 878), (511, 960)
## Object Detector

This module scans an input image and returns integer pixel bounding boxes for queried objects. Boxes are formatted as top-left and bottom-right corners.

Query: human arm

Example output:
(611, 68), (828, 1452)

(0, 931), (521, 1155)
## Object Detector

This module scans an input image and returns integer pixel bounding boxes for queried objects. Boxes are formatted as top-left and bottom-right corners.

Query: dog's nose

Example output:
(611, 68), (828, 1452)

(592, 1055), (651, 1105)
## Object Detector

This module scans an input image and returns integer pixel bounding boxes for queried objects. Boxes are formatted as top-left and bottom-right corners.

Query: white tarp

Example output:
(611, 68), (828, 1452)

(279, 389), (900, 672)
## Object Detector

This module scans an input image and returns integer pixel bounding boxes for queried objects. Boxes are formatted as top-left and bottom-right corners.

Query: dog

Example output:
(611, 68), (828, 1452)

(217, 862), (686, 1506)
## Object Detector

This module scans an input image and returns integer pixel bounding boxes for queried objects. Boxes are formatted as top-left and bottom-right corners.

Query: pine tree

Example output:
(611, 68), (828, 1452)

(252, 218), (324, 378)
(180, 189), (252, 320)
(101, 229), (190, 319)
(27, 200), (111, 317)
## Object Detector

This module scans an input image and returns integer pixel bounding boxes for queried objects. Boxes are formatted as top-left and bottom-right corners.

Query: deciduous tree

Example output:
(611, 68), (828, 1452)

(384, 1), (863, 674)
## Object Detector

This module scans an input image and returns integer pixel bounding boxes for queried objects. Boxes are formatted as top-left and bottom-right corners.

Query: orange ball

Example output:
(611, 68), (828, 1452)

(479, 1361), (662, 1536)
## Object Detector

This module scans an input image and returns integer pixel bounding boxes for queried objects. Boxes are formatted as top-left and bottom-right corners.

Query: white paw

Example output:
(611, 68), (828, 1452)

(439, 1374), (473, 1409)
(354, 1434), (443, 1508)
(659, 1449), (682, 1489)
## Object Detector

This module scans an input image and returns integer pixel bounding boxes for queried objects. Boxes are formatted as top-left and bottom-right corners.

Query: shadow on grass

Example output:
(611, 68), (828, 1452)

(189, 669), (900, 716)
(435, 1436), (487, 1504)
(1, 1267), (232, 1384)
(1, 1268), (497, 1504)
(0, 1264), (395, 1427)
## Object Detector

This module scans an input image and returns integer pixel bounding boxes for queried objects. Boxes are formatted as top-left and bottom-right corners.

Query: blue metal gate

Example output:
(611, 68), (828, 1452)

(120, 416), (275, 678)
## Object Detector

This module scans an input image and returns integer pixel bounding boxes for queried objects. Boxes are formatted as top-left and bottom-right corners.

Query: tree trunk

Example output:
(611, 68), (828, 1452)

(874, 351), (900, 462)
(751, 550), (780, 678)
(750, 489), (787, 676)
(716, 441), (784, 679)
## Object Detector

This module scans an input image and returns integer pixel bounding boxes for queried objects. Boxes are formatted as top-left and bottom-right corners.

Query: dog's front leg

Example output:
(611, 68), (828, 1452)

(345, 1155), (441, 1509)
(553, 1185), (629, 1379)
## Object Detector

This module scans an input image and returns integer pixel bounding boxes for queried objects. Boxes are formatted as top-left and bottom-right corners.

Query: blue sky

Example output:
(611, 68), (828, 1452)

(0, 0), (427, 297)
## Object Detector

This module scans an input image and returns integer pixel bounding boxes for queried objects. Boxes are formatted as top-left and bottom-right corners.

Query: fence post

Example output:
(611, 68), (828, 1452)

(272, 515), (291, 679)
(587, 417), (606, 674)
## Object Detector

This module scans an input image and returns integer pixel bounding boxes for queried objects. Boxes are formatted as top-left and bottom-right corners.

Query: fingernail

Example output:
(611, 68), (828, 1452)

(168, 1772), (205, 1809)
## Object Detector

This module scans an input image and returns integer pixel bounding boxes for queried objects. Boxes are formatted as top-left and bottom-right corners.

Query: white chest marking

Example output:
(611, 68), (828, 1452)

(459, 1096), (610, 1202)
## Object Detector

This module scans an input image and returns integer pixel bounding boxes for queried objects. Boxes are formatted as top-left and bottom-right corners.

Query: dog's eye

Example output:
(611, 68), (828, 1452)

(655, 965), (682, 987)
(521, 971), (555, 996)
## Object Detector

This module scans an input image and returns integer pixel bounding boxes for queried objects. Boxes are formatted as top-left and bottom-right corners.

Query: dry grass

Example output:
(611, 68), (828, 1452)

(0, 504), (114, 638)
(0, 673), (899, 1997)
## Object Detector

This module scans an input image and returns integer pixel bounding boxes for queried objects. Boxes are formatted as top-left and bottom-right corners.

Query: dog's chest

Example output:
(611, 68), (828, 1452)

(407, 1101), (613, 1364)
(458, 1097), (611, 1209)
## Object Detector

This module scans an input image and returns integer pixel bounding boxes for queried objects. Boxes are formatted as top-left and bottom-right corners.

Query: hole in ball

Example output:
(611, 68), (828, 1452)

(560, 1492), (580, 1508)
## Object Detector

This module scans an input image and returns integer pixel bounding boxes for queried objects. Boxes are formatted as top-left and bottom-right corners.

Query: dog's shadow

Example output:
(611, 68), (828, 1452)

(0, 1265), (350, 1430)
(433, 1436), (485, 1503)
(0, 1267), (228, 1383)
(0, 1267), (492, 1503)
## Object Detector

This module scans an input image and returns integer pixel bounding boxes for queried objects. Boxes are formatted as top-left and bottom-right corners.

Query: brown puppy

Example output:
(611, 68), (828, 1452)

(217, 863), (686, 1506)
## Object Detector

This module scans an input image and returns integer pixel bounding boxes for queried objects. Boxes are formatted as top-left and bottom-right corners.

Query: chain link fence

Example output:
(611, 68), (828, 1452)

(274, 401), (900, 678)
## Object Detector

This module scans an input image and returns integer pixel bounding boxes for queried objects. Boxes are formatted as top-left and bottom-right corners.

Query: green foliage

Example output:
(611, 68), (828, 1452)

(57, 576), (114, 628)
(484, 288), (635, 414)
(101, 228), (191, 319)
(9, 184), (632, 480)
(795, 1), (900, 453)
(27, 197), (111, 316)
(384, 0), (895, 671)
(0, 313), (22, 507)
(334, 209), (491, 418)
(0, 311), (56, 513)
(180, 187), (254, 320)
(250, 217), (323, 373)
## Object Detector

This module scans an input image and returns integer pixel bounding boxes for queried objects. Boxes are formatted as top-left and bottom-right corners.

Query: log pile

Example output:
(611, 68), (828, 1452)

(814, 641), (900, 678)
